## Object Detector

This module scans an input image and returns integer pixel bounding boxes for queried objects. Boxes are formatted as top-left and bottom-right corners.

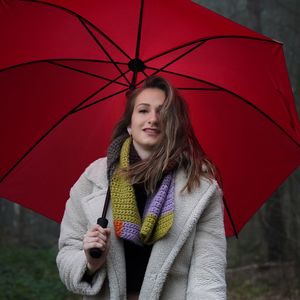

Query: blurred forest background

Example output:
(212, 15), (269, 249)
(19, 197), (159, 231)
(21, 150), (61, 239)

(1, 0), (300, 299)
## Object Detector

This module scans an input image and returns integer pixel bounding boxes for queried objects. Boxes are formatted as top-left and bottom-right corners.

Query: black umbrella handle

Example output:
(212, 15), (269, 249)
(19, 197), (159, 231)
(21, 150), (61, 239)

(89, 217), (108, 258)
(89, 187), (110, 259)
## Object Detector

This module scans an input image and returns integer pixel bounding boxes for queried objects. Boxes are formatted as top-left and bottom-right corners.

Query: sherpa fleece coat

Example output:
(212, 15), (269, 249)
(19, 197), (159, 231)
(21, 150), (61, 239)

(57, 157), (227, 300)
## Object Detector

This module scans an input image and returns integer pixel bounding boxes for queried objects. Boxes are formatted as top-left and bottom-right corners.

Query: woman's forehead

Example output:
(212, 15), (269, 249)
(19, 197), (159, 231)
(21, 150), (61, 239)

(135, 88), (166, 106)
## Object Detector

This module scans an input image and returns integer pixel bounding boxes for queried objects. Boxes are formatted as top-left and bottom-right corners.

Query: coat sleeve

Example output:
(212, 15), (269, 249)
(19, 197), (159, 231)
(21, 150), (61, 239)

(186, 183), (227, 299)
(56, 168), (107, 296)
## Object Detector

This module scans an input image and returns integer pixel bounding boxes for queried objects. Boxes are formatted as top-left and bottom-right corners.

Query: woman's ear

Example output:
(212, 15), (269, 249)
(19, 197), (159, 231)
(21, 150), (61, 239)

(127, 126), (132, 135)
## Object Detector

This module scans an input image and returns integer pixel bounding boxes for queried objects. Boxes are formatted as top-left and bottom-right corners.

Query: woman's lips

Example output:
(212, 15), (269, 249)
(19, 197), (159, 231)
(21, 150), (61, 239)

(143, 128), (161, 136)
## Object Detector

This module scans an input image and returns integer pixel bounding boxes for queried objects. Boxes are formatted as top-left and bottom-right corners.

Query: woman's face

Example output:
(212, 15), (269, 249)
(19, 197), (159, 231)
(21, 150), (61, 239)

(128, 88), (165, 159)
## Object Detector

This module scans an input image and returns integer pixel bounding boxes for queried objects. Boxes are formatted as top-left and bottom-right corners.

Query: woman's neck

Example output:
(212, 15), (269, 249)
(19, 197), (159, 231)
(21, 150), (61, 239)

(132, 141), (152, 160)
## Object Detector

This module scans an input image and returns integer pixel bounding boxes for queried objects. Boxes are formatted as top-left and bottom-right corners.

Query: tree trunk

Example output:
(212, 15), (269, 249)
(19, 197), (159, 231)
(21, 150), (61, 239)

(246, 0), (262, 32)
(263, 189), (286, 261)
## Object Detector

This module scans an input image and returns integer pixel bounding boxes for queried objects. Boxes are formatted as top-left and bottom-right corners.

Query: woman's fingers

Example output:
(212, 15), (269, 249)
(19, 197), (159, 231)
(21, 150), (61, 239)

(83, 227), (111, 273)
(85, 232), (107, 242)
(84, 241), (106, 251)
(83, 227), (111, 251)
(85, 227), (109, 240)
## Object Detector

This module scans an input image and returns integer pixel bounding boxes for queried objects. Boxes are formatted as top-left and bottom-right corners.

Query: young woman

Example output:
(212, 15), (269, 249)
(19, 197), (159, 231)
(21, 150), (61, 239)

(57, 76), (227, 299)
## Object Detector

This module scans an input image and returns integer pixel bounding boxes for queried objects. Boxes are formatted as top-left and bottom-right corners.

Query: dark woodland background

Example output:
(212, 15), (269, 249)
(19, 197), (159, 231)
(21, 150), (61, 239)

(1, 1), (300, 299)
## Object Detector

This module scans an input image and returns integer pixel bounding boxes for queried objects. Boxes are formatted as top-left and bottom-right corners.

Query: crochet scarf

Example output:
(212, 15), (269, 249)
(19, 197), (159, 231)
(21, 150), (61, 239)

(110, 137), (175, 245)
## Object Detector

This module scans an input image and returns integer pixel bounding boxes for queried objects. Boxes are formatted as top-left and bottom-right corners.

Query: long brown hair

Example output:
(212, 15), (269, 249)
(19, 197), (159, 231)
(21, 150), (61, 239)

(112, 76), (215, 193)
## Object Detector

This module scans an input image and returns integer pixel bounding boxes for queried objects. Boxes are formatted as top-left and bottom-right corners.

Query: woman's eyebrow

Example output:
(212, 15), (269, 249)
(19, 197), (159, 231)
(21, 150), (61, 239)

(136, 103), (150, 107)
(137, 103), (163, 109)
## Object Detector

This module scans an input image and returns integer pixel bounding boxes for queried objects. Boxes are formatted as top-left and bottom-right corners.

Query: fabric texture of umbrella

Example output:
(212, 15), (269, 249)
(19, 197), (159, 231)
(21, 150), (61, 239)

(1, 0), (300, 236)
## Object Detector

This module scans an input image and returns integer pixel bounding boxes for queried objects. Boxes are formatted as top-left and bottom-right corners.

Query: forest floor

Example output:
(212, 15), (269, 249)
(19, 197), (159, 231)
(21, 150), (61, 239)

(227, 261), (300, 300)
(0, 245), (299, 299)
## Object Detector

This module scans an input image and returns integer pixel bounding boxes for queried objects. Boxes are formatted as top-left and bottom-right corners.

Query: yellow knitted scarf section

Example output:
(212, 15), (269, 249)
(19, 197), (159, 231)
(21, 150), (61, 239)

(110, 137), (174, 245)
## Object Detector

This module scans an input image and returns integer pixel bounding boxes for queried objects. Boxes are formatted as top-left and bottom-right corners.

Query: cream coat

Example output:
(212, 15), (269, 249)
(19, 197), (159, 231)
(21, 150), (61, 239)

(57, 158), (227, 299)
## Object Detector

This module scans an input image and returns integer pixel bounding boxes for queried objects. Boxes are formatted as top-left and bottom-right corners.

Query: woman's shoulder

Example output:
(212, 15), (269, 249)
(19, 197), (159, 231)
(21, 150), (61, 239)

(83, 157), (108, 188)
(200, 176), (221, 191)
(195, 177), (223, 203)
(175, 168), (222, 196)
(84, 157), (107, 177)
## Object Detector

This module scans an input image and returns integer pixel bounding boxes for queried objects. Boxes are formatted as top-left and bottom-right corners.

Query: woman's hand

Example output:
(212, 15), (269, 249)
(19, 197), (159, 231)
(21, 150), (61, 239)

(83, 225), (111, 274)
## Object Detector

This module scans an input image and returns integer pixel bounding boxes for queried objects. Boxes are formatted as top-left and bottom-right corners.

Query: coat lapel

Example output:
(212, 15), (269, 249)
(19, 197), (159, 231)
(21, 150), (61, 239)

(141, 169), (217, 298)
(83, 190), (127, 298)
(82, 158), (127, 298)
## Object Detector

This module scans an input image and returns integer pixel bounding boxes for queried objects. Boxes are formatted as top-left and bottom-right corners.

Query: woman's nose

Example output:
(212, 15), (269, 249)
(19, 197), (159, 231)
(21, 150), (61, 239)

(148, 111), (158, 124)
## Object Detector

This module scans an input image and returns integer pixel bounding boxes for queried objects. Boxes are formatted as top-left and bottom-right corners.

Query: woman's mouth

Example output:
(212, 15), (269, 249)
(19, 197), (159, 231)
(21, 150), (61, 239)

(143, 128), (161, 136)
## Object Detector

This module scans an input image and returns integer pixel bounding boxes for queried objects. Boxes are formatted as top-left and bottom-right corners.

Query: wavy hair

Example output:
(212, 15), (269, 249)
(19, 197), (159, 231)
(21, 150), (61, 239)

(111, 76), (216, 194)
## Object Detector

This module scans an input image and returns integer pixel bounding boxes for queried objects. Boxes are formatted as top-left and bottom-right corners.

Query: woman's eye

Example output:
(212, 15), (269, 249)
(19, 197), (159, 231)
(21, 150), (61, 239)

(139, 109), (148, 113)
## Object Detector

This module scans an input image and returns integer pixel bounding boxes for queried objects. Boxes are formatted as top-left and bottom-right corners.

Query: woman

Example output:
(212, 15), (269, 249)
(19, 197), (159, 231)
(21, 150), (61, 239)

(57, 76), (227, 299)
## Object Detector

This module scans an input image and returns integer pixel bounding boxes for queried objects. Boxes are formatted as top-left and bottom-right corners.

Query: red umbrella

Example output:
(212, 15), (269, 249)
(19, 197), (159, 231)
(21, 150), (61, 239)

(1, 0), (299, 236)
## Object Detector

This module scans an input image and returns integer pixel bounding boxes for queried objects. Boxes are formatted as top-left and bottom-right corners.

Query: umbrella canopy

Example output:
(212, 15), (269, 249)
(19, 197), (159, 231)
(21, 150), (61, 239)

(0, 0), (299, 236)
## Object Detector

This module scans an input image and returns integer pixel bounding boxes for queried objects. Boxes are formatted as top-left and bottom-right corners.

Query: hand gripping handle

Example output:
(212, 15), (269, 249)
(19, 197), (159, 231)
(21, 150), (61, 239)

(89, 217), (108, 259)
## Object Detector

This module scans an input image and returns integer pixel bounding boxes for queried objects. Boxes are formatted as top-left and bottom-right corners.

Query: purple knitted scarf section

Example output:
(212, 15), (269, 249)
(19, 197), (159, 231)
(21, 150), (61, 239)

(109, 137), (175, 245)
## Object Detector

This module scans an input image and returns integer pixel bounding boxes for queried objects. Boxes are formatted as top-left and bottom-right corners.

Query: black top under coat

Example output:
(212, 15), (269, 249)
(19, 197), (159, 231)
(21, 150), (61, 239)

(124, 142), (153, 293)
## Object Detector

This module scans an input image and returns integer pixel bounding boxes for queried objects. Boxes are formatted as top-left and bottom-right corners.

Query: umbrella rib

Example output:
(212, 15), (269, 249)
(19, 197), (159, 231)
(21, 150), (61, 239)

(73, 87), (129, 113)
(230, 95), (300, 149)
(142, 69), (149, 78)
(147, 67), (224, 90)
(48, 61), (128, 87)
(0, 118), (71, 184)
(0, 72), (130, 184)
(136, 41), (206, 86)
(144, 35), (280, 64)
(20, 0), (132, 62)
(178, 87), (219, 91)
(152, 40), (206, 74)
(0, 58), (127, 73)
(77, 16), (131, 86)
(128, 0), (145, 89)
(71, 70), (129, 114)
(144, 40), (206, 64)
(53, 58), (128, 65)
(135, 0), (144, 60)
(19, 1), (132, 85)
(73, 69), (132, 112)
(222, 196), (239, 238)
